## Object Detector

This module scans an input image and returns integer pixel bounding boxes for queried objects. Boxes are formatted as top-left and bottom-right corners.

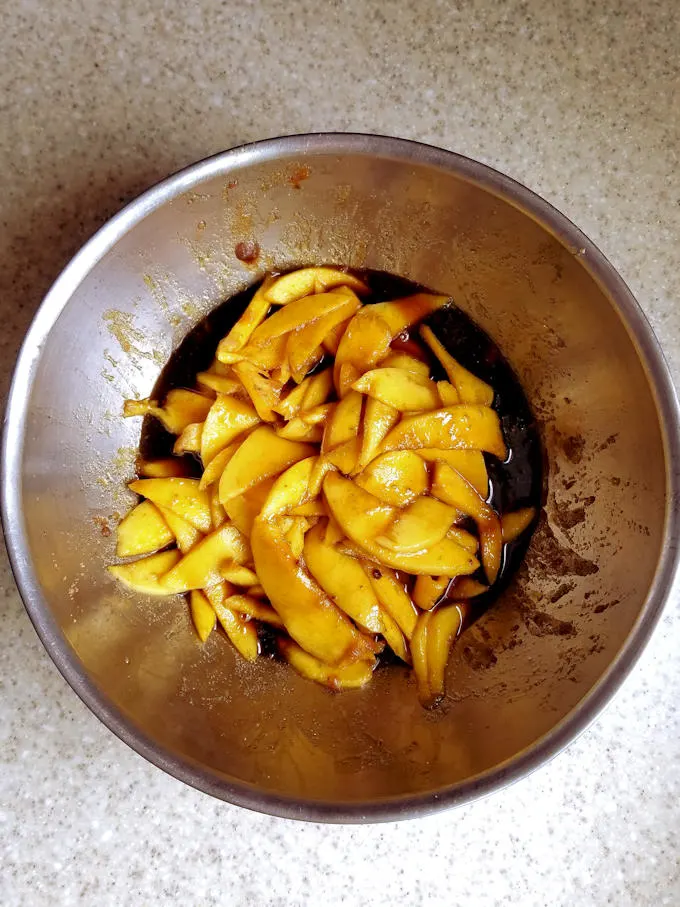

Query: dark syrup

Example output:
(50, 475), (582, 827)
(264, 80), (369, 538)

(141, 269), (543, 638)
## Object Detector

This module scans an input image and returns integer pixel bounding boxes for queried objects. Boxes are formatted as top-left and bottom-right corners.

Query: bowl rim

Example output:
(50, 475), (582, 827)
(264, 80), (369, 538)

(3, 132), (680, 823)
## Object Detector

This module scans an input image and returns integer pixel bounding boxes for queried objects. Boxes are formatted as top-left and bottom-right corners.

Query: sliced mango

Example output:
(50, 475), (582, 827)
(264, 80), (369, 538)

(413, 575), (449, 611)
(287, 294), (361, 382)
(189, 589), (216, 642)
(123, 388), (212, 436)
(200, 394), (261, 465)
(420, 325), (494, 405)
(264, 267), (368, 305)
(249, 291), (356, 345)
(198, 441), (240, 491)
(195, 372), (243, 396)
(304, 523), (383, 633)
(502, 507), (537, 544)
(136, 457), (189, 478)
(260, 456), (317, 519)
(108, 549), (181, 595)
(116, 500), (174, 558)
(206, 584), (260, 662)
(368, 294), (450, 337)
(378, 497), (458, 553)
(355, 450), (428, 507)
(322, 391), (363, 453)
(427, 603), (465, 704)
(277, 637), (375, 691)
(411, 610), (434, 707)
(365, 565), (418, 638)
(216, 275), (275, 354)
(251, 517), (376, 665)
(380, 610), (411, 664)
(156, 505), (203, 553)
(357, 398), (400, 471)
(275, 368), (333, 420)
(225, 593), (284, 627)
(380, 352), (430, 380)
(334, 312), (392, 396)
(173, 421), (203, 455)
(352, 368), (439, 412)
(128, 478), (212, 532)
(223, 478), (276, 537)
(416, 449), (489, 497)
(161, 524), (251, 593)
(381, 405), (507, 460)
(219, 426), (315, 505)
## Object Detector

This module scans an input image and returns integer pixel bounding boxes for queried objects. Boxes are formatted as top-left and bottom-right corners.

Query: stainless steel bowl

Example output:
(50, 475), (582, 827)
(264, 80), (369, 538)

(3, 134), (679, 822)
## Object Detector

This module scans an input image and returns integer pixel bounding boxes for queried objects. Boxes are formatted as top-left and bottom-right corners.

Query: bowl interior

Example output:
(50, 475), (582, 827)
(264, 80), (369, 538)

(7, 138), (672, 817)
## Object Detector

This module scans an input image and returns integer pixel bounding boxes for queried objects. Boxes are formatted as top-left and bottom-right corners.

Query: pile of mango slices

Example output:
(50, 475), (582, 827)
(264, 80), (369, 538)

(109, 267), (535, 707)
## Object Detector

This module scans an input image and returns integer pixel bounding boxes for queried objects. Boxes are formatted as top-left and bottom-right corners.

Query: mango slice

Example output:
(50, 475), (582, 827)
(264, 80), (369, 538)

(123, 388), (212, 435)
(219, 427), (315, 504)
(205, 582), (260, 662)
(277, 637), (376, 691)
(357, 398), (400, 471)
(200, 394), (261, 465)
(377, 497), (458, 552)
(161, 524), (251, 593)
(352, 368), (440, 412)
(116, 500), (174, 558)
(128, 478), (212, 532)
(381, 405), (507, 460)
(189, 589), (216, 642)
(501, 507), (537, 544)
(413, 575), (449, 611)
(264, 267), (368, 305)
(365, 565), (418, 638)
(304, 523), (383, 633)
(420, 325), (494, 406)
(217, 275), (275, 354)
(355, 450), (428, 507)
(251, 517), (376, 665)
(108, 549), (182, 595)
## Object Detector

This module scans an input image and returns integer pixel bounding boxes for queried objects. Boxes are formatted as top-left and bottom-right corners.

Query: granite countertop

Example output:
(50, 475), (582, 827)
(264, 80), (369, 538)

(1, 1), (679, 904)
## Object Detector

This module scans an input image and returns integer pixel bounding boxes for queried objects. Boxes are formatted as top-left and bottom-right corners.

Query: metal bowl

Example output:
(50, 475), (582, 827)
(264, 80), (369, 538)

(3, 134), (679, 822)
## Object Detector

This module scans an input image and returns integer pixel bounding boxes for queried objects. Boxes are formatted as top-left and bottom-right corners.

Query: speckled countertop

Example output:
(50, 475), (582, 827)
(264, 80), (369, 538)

(1, 1), (679, 904)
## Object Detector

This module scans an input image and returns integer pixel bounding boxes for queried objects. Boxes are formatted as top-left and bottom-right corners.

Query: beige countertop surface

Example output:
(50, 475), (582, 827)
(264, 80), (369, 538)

(1, 1), (679, 905)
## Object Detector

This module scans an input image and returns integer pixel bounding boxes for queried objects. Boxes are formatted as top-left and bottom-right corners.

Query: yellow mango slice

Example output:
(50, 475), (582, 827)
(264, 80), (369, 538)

(416, 449), (489, 497)
(290, 499), (328, 517)
(260, 456), (316, 519)
(325, 437), (361, 475)
(156, 505), (202, 553)
(324, 473), (478, 577)
(381, 405), (507, 460)
(195, 372), (243, 396)
(287, 295), (361, 382)
(377, 497), (458, 552)
(365, 565), (418, 638)
(251, 517), (377, 665)
(427, 603), (465, 704)
(209, 487), (227, 529)
(123, 389), (213, 435)
(352, 368), (440, 412)
(198, 441), (240, 491)
(446, 526), (479, 553)
(322, 317), (352, 355)
(108, 549), (181, 595)
(284, 516), (309, 559)
(173, 421), (203, 455)
(357, 398), (400, 471)
(249, 291), (356, 345)
(380, 352), (431, 380)
(321, 390), (363, 453)
(205, 583), (260, 662)
(223, 478), (275, 536)
(448, 577), (489, 598)
(324, 515), (345, 546)
(116, 500), (174, 558)
(322, 472), (396, 541)
(355, 450), (428, 507)
(136, 457), (189, 478)
(189, 589), (216, 643)
(274, 368), (333, 420)
(200, 394), (261, 465)
(411, 610), (434, 706)
(276, 419), (324, 443)
(334, 313), (393, 396)
(380, 610), (411, 664)
(232, 360), (283, 422)
(502, 507), (537, 544)
(264, 267), (368, 305)
(368, 294), (450, 337)
(224, 594), (284, 627)
(161, 524), (251, 593)
(220, 565), (259, 586)
(413, 575), (449, 611)
(420, 325), (494, 405)
(219, 426), (315, 504)
(304, 523), (383, 633)
(217, 275), (275, 354)
(128, 478), (212, 532)
(217, 334), (288, 371)
(431, 462), (502, 583)
(277, 637), (376, 691)
(436, 381), (460, 406)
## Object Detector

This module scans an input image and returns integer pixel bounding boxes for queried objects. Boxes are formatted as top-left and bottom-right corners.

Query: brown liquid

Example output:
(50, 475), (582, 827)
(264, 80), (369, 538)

(141, 269), (544, 635)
